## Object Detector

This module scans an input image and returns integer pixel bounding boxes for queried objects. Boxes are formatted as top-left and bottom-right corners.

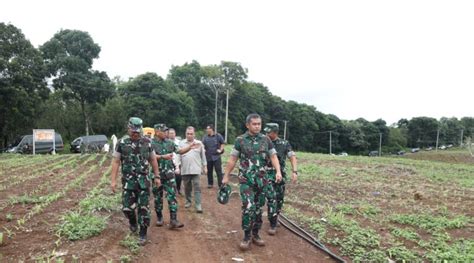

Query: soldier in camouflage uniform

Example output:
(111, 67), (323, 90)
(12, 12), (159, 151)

(222, 113), (283, 251)
(263, 123), (298, 235)
(151, 123), (197, 228)
(111, 117), (160, 245)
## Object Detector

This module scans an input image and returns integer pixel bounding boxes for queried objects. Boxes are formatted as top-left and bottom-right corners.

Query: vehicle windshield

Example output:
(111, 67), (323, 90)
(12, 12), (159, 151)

(11, 136), (24, 147)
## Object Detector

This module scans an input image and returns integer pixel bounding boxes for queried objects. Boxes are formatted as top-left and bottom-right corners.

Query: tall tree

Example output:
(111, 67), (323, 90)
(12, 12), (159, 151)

(121, 72), (196, 132)
(168, 61), (214, 129)
(0, 23), (49, 147)
(407, 117), (439, 147)
(40, 29), (113, 135)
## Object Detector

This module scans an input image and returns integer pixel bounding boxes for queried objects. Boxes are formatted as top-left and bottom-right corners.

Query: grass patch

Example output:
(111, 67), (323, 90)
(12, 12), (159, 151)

(80, 191), (121, 213)
(387, 245), (421, 262)
(56, 211), (107, 241)
(389, 213), (469, 232)
(120, 234), (141, 254)
(390, 227), (420, 242)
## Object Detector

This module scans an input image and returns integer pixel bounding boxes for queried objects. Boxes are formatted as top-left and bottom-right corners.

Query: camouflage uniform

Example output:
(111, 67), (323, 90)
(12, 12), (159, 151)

(151, 136), (180, 218)
(231, 132), (276, 233)
(116, 135), (155, 229)
(264, 123), (295, 218)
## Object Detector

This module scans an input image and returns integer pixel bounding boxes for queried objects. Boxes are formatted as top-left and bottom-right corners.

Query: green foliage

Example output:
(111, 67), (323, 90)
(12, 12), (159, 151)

(119, 254), (133, 263)
(422, 239), (474, 262)
(407, 117), (439, 147)
(390, 227), (420, 242)
(387, 246), (421, 262)
(0, 22), (49, 148)
(120, 234), (141, 254)
(56, 211), (107, 240)
(389, 213), (469, 232)
(79, 191), (121, 212)
(40, 29), (113, 135)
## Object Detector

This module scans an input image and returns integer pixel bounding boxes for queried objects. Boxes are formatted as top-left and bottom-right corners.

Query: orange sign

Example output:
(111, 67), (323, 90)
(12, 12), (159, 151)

(34, 129), (54, 141)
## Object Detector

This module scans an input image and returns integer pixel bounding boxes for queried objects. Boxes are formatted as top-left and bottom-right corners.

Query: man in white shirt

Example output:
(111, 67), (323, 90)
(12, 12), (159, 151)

(179, 126), (207, 213)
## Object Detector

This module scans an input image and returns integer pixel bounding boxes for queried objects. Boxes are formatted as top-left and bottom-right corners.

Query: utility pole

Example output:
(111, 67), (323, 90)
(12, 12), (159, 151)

(201, 77), (222, 135)
(224, 87), (229, 143)
(283, 120), (288, 140)
(435, 129), (440, 151)
(214, 86), (218, 134)
(329, 131), (332, 155)
(460, 129), (464, 147)
(379, 133), (382, 157)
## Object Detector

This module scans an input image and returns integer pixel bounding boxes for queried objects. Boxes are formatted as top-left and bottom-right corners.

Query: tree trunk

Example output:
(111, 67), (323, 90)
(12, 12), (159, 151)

(80, 100), (89, 136)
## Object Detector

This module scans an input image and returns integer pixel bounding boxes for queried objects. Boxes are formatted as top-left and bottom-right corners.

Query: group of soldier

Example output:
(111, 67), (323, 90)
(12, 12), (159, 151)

(110, 113), (298, 250)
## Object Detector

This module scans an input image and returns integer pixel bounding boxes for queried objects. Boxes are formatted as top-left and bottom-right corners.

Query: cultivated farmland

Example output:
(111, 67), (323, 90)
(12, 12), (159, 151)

(0, 150), (472, 262)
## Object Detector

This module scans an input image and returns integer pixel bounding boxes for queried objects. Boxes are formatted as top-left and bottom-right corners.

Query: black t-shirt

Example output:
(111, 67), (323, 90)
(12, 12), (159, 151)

(202, 133), (224, 161)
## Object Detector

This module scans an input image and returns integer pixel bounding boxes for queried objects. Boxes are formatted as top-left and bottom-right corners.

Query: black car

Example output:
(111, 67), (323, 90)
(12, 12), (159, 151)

(368, 151), (379, 157)
(6, 134), (64, 154)
(70, 135), (108, 153)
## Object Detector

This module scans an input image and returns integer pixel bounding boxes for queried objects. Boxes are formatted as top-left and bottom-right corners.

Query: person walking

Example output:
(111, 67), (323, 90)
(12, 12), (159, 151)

(222, 113), (282, 251)
(179, 126), (207, 213)
(202, 124), (224, 188)
(151, 124), (197, 229)
(263, 123), (298, 235)
(111, 117), (160, 245)
(168, 128), (183, 195)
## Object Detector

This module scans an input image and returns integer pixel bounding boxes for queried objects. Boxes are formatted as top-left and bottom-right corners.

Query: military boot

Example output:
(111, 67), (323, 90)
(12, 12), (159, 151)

(268, 218), (277, 236)
(170, 213), (184, 228)
(138, 226), (147, 246)
(252, 229), (265, 246)
(239, 231), (251, 251)
(156, 211), (164, 227)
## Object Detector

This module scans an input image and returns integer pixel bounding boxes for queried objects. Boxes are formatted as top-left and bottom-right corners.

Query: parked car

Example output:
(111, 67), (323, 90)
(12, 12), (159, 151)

(411, 148), (420, 153)
(397, 150), (405, 156)
(70, 135), (108, 153)
(368, 151), (379, 157)
(338, 152), (349, 156)
(439, 145), (447, 150)
(6, 133), (64, 154)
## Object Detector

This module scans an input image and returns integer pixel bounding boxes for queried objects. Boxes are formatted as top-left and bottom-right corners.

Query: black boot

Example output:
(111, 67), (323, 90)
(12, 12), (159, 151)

(252, 229), (265, 246)
(170, 212), (184, 229)
(138, 226), (147, 246)
(156, 211), (164, 227)
(239, 230), (251, 250)
(268, 218), (277, 236)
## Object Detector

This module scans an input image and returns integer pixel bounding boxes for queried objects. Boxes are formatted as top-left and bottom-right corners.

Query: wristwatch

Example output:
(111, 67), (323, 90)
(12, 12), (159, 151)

(293, 171), (298, 175)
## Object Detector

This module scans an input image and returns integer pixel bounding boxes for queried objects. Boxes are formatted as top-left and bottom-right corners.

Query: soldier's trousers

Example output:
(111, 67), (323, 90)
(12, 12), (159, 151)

(275, 178), (286, 214)
(240, 183), (265, 232)
(152, 178), (178, 214)
(263, 180), (278, 223)
(122, 188), (150, 228)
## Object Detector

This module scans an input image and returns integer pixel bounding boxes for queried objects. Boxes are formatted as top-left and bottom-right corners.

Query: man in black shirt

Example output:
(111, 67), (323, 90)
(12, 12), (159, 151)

(202, 124), (224, 188)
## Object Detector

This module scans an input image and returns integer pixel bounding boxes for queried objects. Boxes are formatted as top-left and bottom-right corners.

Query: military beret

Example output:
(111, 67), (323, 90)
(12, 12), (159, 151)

(128, 117), (143, 133)
(154, 123), (168, 131)
(264, 123), (279, 133)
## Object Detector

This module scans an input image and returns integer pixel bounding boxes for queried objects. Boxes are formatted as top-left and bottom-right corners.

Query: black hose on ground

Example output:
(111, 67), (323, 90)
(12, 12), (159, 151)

(279, 213), (346, 263)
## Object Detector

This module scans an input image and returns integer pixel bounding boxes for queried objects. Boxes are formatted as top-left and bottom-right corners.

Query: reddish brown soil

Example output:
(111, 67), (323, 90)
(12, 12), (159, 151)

(0, 155), (335, 263)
